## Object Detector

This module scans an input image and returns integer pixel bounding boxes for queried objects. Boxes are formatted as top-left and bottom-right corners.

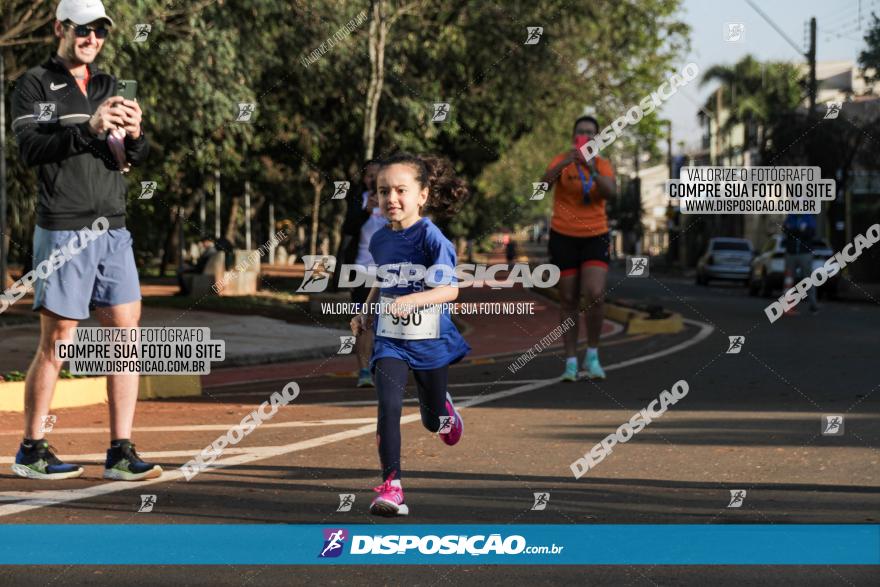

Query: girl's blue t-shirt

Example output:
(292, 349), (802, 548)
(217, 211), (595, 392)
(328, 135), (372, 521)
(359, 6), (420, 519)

(368, 217), (471, 371)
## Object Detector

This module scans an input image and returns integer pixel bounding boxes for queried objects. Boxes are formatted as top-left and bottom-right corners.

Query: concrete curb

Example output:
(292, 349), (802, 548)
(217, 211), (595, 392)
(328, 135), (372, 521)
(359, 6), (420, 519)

(603, 302), (684, 335)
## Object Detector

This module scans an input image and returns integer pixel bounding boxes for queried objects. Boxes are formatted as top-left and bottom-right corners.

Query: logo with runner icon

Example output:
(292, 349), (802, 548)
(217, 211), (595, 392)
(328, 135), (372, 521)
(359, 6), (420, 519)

(297, 255), (336, 293)
(337, 336), (356, 355)
(727, 489), (747, 508)
(432, 102), (450, 122)
(319, 528), (348, 558)
(530, 182), (549, 201)
(626, 256), (649, 277)
(336, 494), (355, 512)
(524, 26), (543, 45)
(138, 494), (157, 513)
(332, 181), (350, 200)
(726, 336), (745, 354)
(139, 181), (158, 200)
(531, 492), (550, 510)
(824, 101), (842, 120)
(235, 102), (256, 122)
(821, 415), (844, 436)
(133, 24), (152, 42)
(35, 102), (57, 123)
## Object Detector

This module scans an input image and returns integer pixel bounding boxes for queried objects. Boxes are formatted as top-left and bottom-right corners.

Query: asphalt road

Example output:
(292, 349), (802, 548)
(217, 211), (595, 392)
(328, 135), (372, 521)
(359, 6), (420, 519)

(1, 269), (878, 585)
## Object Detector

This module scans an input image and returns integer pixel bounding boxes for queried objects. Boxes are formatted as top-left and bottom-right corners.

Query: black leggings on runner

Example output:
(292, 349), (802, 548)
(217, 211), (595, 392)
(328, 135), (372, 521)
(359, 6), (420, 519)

(374, 357), (450, 480)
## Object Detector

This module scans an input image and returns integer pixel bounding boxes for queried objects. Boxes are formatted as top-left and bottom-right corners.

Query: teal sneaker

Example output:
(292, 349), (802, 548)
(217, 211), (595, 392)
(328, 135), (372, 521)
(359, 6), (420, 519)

(357, 368), (374, 388)
(11, 440), (84, 480)
(561, 360), (578, 382)
(103, 441), (162, 481)
(583, 355), (607, 380)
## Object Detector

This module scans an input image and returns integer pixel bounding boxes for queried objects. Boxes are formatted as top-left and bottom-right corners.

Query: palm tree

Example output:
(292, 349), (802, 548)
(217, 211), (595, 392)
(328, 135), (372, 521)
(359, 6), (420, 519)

(700, 55), (802, 163)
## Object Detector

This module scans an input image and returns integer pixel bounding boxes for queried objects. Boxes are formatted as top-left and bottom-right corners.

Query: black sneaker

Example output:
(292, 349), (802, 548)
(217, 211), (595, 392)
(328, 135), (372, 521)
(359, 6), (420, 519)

(11, 440), (84, 480)
(103, 441), (162, 481)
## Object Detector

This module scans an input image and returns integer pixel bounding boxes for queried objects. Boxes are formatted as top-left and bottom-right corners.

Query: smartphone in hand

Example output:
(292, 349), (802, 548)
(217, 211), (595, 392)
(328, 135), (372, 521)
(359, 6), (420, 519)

(116, 80), (138, 101)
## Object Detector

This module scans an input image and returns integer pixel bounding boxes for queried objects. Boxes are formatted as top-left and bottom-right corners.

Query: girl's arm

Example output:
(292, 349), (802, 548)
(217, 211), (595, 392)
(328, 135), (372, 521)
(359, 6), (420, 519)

(391, 285), (458, 316)
(350, 285), (381, 335)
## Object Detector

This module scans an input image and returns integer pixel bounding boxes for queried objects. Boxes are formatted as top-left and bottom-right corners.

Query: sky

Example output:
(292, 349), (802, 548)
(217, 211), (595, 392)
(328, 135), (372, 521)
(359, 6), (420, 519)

(663, 0), (876, 151)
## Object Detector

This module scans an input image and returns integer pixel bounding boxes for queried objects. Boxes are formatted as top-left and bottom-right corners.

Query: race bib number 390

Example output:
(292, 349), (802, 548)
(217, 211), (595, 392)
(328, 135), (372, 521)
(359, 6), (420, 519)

(377, 296), (440, 340)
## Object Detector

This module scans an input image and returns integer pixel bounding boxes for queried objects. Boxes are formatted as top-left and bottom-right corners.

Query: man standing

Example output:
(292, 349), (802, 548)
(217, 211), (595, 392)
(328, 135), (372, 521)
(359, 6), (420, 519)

(781, 213), (819, 315)
(9, 0), (161, 480)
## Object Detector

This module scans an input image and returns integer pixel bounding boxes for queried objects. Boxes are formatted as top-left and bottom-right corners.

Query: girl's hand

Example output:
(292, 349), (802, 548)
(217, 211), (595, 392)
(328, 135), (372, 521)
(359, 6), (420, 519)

(350, 313), (373, 335)
(388, 294), (416, 318)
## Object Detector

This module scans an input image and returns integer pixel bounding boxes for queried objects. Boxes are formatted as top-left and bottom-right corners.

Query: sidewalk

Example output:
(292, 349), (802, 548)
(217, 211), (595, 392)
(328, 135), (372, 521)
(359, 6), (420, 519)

(0, 304), (350, 375)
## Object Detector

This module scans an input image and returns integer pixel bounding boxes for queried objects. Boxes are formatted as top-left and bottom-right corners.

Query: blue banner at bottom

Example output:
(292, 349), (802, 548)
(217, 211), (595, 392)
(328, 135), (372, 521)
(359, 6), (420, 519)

(0, 525), (877, 565)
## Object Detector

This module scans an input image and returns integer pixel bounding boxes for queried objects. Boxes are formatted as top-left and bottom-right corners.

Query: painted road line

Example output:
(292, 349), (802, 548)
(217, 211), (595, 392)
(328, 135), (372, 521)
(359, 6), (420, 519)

(0, 417), (380, 438)
(203, 380), (541, 397)
(0, 319), (712, 518)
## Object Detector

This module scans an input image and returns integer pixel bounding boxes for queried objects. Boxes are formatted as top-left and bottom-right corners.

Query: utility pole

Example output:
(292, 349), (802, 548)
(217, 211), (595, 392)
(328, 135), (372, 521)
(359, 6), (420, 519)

(214, 168), (221, 239)
(0, 51), (7, 292)
(268, 202), (275, 265)
(808, 17), (817, 114)
(244, 180), (252, 250)
(199, 189), (206, 236)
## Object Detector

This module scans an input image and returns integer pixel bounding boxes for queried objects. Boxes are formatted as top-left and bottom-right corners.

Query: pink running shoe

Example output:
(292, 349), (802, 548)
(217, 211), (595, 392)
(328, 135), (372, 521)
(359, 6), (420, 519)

(370, 474), (409, 517)
(439, 392), (464, 446)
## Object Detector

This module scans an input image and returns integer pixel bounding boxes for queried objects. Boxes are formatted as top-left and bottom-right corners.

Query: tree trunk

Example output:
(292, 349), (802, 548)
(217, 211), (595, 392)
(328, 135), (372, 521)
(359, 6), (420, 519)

(363, 0), (388, 160)
(308, 172), (326, 256)
(159, 187), (202, 276)
(224, 195), (242, 244)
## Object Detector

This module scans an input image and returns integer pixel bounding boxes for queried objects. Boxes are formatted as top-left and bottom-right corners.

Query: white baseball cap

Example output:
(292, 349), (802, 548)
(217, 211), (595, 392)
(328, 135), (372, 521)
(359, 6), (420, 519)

(56, 0), (115, 27)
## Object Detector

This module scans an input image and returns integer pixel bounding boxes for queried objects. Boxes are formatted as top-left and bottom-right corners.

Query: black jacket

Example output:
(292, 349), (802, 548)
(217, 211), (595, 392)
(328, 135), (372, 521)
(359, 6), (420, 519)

(11, 54), (149, 230)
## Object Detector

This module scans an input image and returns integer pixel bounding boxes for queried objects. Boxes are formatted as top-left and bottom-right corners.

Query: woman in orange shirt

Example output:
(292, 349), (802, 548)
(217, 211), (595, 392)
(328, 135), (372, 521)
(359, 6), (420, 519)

(541, 115), (617, 381)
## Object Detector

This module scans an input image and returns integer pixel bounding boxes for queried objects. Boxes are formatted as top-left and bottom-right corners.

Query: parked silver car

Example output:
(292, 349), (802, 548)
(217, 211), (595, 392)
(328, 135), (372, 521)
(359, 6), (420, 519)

(747, 234), (840, 298)
(696, 238), (753, 285)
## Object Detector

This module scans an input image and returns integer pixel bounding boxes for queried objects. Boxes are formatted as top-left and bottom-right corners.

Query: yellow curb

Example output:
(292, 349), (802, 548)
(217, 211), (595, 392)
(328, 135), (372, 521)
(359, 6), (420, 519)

(605, 302), (683, 335)
(138, 375), (202, 400)
(0, 375), (202, 412)
(629, 312), (684, 335)
(0, 377), (107, 412)
(603, 303), (634, 325)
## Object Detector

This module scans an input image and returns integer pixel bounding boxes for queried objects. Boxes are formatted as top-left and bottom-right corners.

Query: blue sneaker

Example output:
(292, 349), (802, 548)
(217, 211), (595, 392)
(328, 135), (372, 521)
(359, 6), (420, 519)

(583, 354), (607, 380)
(11, 440), (84, 480)
(357, 368), (374, 388)
(104, 441), (162, 481)
(561, 360), (578, 382)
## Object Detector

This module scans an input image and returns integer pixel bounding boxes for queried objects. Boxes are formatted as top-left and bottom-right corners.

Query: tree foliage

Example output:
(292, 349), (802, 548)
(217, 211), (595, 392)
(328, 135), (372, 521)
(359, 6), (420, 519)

(2, 0), (690, 269)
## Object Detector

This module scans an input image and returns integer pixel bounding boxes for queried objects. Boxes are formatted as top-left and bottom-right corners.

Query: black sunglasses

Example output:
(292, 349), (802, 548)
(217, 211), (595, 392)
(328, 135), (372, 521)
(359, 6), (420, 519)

(63, 22), (109, 39)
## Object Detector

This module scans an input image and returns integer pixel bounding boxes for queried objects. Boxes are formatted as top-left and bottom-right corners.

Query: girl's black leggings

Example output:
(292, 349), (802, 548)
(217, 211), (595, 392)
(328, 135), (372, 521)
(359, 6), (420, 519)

(374, 357), (450, 480)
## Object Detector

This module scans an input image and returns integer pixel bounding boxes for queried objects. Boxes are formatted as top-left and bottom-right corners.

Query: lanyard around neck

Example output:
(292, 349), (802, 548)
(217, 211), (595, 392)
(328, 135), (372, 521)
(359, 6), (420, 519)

(575, 163), (593, 198)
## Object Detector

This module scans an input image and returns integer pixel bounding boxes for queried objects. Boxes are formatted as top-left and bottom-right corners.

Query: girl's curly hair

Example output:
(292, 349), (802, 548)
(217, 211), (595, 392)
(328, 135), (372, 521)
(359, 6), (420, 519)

(377, 152), (469, 218)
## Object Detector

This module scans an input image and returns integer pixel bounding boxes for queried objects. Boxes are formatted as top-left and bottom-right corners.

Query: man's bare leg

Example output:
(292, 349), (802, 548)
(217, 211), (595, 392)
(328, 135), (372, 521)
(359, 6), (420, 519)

(95, 300), (141, 441)
(24, 310), (78, 440)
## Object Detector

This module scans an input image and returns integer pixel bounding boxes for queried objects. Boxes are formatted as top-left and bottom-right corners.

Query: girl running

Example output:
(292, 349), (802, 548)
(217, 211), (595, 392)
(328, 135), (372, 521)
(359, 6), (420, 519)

(350, 153), (471, 517)
(541, 115), (617, 381)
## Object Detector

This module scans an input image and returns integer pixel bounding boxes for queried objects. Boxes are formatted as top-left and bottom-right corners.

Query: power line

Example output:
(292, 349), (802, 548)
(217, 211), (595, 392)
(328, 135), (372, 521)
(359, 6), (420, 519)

(745, 0), (806, 57)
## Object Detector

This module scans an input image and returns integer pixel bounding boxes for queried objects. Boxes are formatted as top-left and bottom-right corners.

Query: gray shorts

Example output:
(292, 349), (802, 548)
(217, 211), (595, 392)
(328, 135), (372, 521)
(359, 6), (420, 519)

(32, 225), (141, 320)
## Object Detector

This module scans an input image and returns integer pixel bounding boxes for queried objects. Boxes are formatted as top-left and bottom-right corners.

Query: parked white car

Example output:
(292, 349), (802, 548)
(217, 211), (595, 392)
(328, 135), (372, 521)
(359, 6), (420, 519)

(696, 238), (753, 285)
(747, 234), (840, 298)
